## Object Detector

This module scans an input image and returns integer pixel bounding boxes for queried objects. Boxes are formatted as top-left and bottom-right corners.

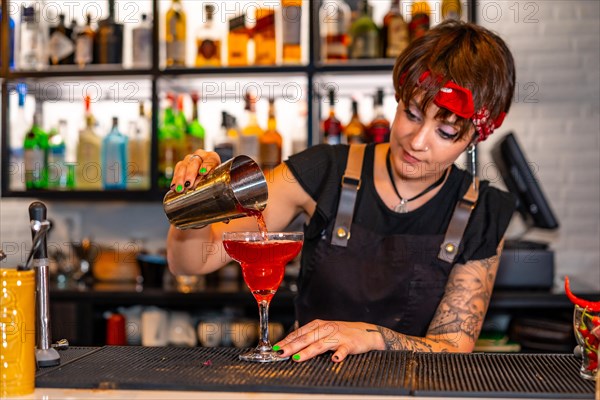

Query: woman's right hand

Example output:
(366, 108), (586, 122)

(170, 150), (221, 193)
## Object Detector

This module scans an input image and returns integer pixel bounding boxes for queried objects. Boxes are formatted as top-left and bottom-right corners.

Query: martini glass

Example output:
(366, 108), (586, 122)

(223, 231), (303, 362)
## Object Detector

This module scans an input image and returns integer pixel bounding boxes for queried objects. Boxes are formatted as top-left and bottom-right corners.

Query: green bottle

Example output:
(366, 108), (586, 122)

(186, 92), (205, 153)
(349, 0), (380, 59)
(24, 111), (49, 189)
(158, 94), (183, 188)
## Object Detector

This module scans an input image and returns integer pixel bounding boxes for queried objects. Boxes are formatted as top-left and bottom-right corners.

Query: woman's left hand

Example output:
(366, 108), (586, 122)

(273, 319), (383, 363)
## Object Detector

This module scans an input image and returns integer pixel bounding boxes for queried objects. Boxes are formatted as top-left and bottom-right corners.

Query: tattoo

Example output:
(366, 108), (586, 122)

(426, 240), (504, 346)
(373, 326), (446, 352)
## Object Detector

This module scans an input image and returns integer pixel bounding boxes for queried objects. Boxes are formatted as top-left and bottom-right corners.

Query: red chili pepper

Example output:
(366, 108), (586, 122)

(588, 360), (598, 371)
(592, 316), (600, 327)
(565, 276), (600, 312)
(588, 349), (598, 362)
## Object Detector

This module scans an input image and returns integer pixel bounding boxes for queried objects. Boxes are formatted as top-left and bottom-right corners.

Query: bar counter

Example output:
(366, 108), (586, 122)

(25, 346), (597, 399)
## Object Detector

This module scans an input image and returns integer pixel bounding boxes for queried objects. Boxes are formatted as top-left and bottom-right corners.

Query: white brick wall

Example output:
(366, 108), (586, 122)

(477, 0), (600, 291)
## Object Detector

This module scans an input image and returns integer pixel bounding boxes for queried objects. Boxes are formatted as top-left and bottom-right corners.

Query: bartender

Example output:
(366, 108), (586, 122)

(167, 20), (516, 363)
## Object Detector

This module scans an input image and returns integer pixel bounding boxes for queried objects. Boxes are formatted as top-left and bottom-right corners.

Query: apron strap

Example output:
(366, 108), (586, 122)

(331, 144), (367, 247)
(438, 178), (480, 263)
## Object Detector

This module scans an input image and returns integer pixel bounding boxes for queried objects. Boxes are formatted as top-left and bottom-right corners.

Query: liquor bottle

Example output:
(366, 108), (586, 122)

(254, 8), (277, 65)
(349, 0), (380, 59)
(442, 0), (463, 20)
(214, 111), (236, 162)
(281, 0), (302, 64)
(239, 92), (262, 163)
(9, 83), (29, 190)
(132, 13), (152, 68)
(166, 0), (187, 67)
(322, 89), (343, 145)
(186, 92), (205, 153)
(260, 97), (282, 172)
(195, 4), (222, 67)
(75, 14), (95, 67)
(228, 14), (248, 66)
(127, 104), (150, 189)
(19, 5), (48, 70)
(48, 14), (75, 65)
(0, 9), (15, 69)
(76, 97), (102, 190)
(48, 120), (68, 189)
(319, 0), (351, 61)
(102, 117), (128, 190)
(409, 1), (431, 42)
(343, 99), (366, 144)
(158, 94), (183, 188)
(95, 0), (124, 64)
(366, 89), (390, 144)
(382, 0), (409, 58)
(24, 108), (49, 190)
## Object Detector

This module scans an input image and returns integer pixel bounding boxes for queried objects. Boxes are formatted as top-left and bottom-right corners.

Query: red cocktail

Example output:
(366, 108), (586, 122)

(223, 232), (303, 362)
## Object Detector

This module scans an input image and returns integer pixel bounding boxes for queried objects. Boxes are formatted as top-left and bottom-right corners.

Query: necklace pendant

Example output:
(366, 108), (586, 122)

(394, 199), (409, 213)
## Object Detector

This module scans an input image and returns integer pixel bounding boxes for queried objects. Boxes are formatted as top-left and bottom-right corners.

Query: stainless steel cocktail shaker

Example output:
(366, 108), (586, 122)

(163, 155), (268, 230)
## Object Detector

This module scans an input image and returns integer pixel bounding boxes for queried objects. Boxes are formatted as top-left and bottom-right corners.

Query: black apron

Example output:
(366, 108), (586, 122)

(294, 145), (478, 337)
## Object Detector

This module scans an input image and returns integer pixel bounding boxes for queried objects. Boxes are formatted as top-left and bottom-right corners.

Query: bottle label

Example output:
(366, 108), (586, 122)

(282, 6), (302, 45)
(387, 18), (409, 58)
(104, 142), (125, 187)
(409, 14), (430, 41)
(76, 36), (93, 65)
(49, 31), (74, 64)
(368, 124), (391, 144)
(325, 34), (348, 59)
(167, 41), (186, 63)
(238, 135), (260, 161)
(260, 143), (281, 169)
(24, 149), (44, 184)
(198, 39), (218, 60)
(132, 28), (152, 66)
(350, 31), (379, 59)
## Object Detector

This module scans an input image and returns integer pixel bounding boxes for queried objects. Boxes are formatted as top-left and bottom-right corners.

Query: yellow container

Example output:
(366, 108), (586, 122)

(0, 268), (36, 397)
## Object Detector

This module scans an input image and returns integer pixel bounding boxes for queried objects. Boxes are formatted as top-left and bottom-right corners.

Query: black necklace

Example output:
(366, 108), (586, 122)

(386, 148), (449, 213)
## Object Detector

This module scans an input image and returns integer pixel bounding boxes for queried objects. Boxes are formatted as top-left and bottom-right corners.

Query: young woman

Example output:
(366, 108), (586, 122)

(167, 20), (516, 362)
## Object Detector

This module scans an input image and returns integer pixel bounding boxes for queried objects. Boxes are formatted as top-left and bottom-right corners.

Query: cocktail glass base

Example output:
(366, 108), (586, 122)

(239, 348), (289, 363)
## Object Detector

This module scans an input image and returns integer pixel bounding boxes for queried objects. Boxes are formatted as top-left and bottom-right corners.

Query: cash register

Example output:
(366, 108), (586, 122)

(491, 132), (560, 290)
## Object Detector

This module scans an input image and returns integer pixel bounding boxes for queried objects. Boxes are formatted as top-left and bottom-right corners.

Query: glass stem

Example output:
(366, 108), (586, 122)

(257, 299), (271, 350)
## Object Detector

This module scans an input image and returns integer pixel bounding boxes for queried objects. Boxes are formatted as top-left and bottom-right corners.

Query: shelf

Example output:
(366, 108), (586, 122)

(49, 282), (597, 311)
(159, 65), (309, 77)
(2, 189), (165, 202)
(7, 66), (154, 79)
(315, 59), (396, 73)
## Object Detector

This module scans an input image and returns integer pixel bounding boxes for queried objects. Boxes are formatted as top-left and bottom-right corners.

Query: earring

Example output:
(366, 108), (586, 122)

(467, 143), (477, 180)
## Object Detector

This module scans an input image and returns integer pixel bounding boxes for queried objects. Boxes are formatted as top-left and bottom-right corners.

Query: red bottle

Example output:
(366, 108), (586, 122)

(367, 89), (390, 144)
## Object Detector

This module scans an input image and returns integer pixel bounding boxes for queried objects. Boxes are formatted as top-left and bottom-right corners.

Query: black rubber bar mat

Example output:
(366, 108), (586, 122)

(36, 346), (411, 395)
(412, 353), (595, 399)
(36, 347), (101, 378)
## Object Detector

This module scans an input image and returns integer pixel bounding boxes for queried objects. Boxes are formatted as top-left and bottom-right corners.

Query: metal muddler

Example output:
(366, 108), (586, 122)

(163, 155), (268, 230)
(29, 202), (61, 367)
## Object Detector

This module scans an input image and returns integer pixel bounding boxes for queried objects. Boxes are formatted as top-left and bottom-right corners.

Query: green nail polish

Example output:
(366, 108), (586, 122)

(176, 184), (183, 192)
(272, 345), (280, 351)
(292, 354), (300, 361)
(199, 167), (207, 174)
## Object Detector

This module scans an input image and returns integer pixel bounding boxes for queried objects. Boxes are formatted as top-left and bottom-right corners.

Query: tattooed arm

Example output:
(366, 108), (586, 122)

(374, 239), (505, 353)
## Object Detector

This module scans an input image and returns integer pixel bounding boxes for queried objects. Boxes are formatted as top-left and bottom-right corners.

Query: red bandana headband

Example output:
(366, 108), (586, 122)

(400, 71), (506, 142)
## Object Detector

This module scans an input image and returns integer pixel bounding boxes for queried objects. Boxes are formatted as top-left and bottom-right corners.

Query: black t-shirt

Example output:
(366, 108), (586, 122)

(285, 144), (516, 265)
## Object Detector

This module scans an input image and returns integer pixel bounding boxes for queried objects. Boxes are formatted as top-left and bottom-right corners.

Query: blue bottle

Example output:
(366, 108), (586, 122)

(102, 117), (128, 189)
(0, 10), (16, 68)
